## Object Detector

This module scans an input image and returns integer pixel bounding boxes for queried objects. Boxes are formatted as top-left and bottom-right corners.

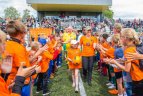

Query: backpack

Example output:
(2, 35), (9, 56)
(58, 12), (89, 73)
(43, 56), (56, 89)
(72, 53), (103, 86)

(136, 42), (143, 71)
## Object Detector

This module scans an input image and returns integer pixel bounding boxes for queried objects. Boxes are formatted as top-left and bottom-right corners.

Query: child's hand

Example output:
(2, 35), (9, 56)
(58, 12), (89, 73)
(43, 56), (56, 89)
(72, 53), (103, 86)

(8, 80), (15, 89)
(103, 58), (110, 64)
(116, 58), (125, 64)
(37, 56), (42, 63)
(16, 62), (36, 78)
(67, 58), (73, 63)
(38, 45), (48, 54)
(103, 58), (117, 64)
(109, 59), (118, 64)
(35, 66), (41, 73)
(96, 44), (101, 50)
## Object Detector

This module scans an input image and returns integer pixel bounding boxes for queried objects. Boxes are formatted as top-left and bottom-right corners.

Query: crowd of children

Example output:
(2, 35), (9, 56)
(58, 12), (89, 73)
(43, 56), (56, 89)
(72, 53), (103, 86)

(0, 20), (143, 96)
(96, 23), (143, 96)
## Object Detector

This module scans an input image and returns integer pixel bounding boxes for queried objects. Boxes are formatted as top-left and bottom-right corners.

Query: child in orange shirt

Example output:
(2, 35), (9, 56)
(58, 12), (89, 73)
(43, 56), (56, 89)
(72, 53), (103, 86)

(35, 41), (53, 95)
(99, 33), (111, 76)
(0, 26), (37, 96)
(105, 34), (124, 96)
(29, 42), (42, 96)
(67, 40), (82, 93)
(105, 28), (143, 96)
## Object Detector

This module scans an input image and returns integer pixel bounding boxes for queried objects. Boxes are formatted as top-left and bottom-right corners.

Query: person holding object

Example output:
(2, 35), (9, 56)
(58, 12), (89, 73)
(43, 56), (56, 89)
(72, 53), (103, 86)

(67, 40), (82, 92)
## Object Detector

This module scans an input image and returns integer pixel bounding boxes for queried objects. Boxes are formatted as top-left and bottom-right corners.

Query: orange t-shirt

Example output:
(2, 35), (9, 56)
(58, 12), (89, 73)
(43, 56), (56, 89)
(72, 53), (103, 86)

(47, 40), (56, 54)
(39, 51), (53, 73)
(5, 41), (30, 85)
(67, 48), (82, 69)
(0, 76), (20, 96)
(80, 36), (98, 56)
(105, 47), (115, 59)
(105, 47), (122, 72)
(100, 41), (111, 59)
(124, 46), (143, 81)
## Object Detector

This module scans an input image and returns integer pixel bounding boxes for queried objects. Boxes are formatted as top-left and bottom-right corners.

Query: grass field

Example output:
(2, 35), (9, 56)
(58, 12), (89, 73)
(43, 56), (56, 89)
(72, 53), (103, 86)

(33, 60), (115, 96)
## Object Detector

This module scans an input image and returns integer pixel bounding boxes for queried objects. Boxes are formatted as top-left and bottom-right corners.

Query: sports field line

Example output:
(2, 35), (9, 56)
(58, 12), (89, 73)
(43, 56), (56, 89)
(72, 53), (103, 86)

(79, 72), (87, 96)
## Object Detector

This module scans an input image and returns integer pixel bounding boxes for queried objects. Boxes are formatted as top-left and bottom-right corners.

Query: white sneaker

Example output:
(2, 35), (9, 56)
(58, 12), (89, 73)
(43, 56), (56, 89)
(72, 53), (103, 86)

(123, 92), (127, 96)
(43, 92), (50, 96)
(106, 82), (113, 86)
(108, 84), (115, 89)
(57, 65), (61, 68)
(36, 91), (40, 94)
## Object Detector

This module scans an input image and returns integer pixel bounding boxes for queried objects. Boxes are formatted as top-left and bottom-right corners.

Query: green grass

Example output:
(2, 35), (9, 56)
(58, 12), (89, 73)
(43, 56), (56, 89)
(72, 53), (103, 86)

(83, 67), (115, 96)
(33, 60), (80, 96)
(32, 60), (115, 96)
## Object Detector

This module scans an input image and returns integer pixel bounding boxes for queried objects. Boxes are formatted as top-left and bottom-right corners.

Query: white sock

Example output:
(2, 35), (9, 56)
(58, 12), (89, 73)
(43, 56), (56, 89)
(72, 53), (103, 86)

(118, 94), (123, 96)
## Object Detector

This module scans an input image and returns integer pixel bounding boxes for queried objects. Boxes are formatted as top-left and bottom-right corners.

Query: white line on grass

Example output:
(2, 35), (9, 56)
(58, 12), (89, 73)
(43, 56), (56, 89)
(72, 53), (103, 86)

(79, 72), (87, 96)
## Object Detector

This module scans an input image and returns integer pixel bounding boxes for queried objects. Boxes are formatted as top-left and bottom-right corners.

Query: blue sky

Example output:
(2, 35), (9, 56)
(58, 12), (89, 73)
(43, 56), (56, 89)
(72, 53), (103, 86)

(0, 0), (143, 19)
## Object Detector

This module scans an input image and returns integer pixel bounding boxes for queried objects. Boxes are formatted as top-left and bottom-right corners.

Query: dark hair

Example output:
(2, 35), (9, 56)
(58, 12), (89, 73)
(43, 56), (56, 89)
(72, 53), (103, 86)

(102, 34), (109, 40)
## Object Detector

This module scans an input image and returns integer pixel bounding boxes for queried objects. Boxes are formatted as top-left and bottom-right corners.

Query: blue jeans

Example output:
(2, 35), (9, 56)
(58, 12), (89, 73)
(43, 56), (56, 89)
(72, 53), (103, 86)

(57, 53), (62, 66)
(55, 53), (62, 67)
(47, 60), (54, 78)
(124, 82), (132, 96)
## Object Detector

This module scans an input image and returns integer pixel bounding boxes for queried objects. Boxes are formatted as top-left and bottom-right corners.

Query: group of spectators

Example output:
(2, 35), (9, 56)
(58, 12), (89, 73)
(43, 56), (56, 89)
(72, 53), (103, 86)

(1, 16), (143, 34)
(117, 18), (143, 32)
(1, 16), (143, 96)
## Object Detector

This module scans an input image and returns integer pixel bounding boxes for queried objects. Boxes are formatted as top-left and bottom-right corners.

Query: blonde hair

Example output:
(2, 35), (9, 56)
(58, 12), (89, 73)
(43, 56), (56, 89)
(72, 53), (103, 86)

(31, 42), (40, 51)
(121, 28), (140, 45)
(112, 34), (122, 47)
(114, 23), (122, 33)
(0, 30), (6, 44)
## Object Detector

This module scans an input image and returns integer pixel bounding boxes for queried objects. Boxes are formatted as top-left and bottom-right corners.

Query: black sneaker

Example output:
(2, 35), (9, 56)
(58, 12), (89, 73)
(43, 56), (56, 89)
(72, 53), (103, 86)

(75, 88), (79, 93)
(75, 90), (79, 93)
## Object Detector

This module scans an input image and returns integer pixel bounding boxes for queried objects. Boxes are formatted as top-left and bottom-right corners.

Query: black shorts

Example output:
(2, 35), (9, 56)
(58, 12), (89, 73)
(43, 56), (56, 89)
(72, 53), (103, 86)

(132, 80), (143, 96)
(115, 71), (122, 79)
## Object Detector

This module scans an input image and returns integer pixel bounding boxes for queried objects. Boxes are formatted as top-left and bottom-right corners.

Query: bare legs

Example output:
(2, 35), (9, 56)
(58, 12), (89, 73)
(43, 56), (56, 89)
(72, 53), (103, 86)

(71, 69), (79, 92)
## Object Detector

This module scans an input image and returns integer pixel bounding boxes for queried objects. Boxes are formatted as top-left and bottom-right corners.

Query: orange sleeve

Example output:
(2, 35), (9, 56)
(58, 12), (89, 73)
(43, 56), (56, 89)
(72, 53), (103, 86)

(80, 36), (83, 45)
(10, 93), (20, 96)
(105, 43), (110, 49)
(43, 51), (53, 60)
(102, 42), (110, 49)
(124, 47), (136, 61)
(105, 47), (115, 58)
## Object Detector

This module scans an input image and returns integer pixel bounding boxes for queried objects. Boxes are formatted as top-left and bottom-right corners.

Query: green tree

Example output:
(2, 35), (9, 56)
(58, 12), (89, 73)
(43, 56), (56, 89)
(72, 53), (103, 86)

(103, 9), (114, 19)
(22, 9), (30, 22)
(4, 7), (20, 20)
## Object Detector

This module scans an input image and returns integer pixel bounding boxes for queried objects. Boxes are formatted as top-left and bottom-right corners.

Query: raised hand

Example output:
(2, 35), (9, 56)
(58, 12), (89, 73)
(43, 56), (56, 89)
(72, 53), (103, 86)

(125, 51), (143, 60)
(1, 55), (12, 73)
(35, 65), (41, 73)
(16, 62), (36, 78)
